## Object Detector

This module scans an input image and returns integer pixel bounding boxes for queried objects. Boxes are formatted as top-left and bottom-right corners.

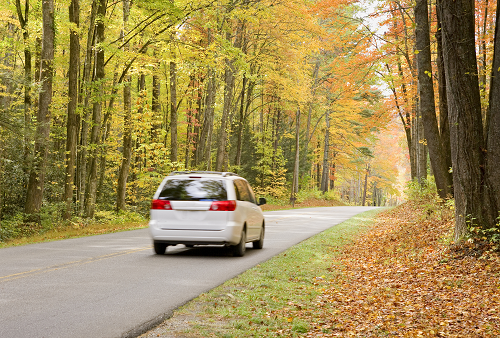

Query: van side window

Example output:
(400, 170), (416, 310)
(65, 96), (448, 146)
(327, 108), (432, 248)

(234, 180), (250, 202)
(234, 183), (242, 201)
(245, 182), (257, 204)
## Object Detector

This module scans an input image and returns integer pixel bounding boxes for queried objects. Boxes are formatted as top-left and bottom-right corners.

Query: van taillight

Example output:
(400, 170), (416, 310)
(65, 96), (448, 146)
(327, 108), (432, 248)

(209, 200), (236, 211)
(151, 200), (172, 210)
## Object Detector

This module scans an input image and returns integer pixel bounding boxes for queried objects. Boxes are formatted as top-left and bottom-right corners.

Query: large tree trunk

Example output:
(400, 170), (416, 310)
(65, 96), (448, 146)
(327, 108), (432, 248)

(485, 2), (500, 231)
(25, 0), (54, 215)
(439, 0), (494, 240)
(84, 0), (106, 218)
(63, 0), (80, 219)
(414, 0), (451, 198)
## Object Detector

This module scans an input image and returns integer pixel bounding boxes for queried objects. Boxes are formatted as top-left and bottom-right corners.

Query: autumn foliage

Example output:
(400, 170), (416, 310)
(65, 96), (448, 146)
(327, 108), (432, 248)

(0, 0), (405, 230)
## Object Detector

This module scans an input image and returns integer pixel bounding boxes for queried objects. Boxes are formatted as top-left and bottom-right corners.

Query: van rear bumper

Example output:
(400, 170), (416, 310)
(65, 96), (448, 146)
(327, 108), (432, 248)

(149, 221), (243, 246)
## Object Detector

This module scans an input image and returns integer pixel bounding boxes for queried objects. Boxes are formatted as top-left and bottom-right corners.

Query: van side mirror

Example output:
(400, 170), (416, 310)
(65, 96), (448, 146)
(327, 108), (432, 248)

(258, 197), (266, 206)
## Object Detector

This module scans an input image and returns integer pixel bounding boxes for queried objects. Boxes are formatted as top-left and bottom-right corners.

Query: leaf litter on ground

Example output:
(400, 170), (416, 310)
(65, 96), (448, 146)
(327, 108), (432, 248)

(279, 201), (500, 337)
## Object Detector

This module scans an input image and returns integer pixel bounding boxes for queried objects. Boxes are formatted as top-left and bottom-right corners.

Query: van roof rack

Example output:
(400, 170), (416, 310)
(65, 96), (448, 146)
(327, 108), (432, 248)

(169, 171), (239, 177)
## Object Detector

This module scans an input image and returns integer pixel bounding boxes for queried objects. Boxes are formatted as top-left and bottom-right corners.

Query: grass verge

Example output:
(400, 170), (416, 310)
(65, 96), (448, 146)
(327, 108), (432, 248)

(139, 208), (385, 338)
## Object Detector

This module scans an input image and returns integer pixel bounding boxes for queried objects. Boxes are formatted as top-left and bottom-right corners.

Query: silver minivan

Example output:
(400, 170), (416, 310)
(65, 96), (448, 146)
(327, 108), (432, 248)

(149, 171), (266, 256)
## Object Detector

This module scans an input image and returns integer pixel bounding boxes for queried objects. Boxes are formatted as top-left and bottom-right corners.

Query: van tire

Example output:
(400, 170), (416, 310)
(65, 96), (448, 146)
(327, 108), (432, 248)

(232, 229), (246, 257)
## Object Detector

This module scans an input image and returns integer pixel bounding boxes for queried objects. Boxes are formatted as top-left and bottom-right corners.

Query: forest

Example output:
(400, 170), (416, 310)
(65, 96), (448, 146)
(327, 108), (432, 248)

(0, 0), (498, 243)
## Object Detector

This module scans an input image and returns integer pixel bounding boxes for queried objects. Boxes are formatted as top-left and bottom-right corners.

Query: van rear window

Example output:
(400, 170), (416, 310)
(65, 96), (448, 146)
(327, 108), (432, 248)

(158, 179), (227, 201)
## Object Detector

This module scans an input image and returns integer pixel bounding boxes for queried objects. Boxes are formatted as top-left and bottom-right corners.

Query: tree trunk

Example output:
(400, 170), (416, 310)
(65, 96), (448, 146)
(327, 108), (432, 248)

(439, 0), (493, 240)
(362, 165), (370, 206)
(485, 2), (500, 230)
(24, 0), (54, 215)
(77, 0), (98, 215)
(234, 75), (247, 167)
(185, 78), (194, 169)
(478, 0), (490, 112)
(272, 108), (281, 171)
(116, 0), (132, 212)
(329, 160), (335, 191)
(414, 0), (451, 198)
(63, 0), (80, 219)
(304, 60), (320, 165)
(96, 70), (117, 203)
(414, 103), (427, 184)
(169, 57), (178, 163)
(116, 79), (132, 211)
(15, 0), (33, 176)
(435, 8), (453, 196)
(215, 56), (235, 171)
(397, 59), (417, 180)
(316, 155), (321, 189)
(151, 61), (161, 141)
(195, 28), (216, 169)
(84, 0), (106, 218)
(192, 74), (203, 166)
(320, 111), (330, 193)
(291, 107), (300, 200)
(386, 62), (415, 182)
(196, 67), (216, 169)
(216, 23), (244, 172)
(0, 137), (3, 219)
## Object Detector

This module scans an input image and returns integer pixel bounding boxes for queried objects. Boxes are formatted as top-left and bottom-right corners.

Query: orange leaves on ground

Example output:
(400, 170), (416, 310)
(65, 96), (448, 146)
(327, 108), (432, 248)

(284, 202), (500, 337)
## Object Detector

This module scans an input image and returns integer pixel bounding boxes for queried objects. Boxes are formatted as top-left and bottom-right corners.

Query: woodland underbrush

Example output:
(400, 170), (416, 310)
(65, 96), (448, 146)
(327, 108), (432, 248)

(0, 207), (147, 247)
(261, 188), (345, 211)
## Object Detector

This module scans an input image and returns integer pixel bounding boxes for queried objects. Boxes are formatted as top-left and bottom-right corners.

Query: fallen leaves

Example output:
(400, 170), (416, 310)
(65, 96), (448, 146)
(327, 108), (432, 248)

(276, 201), (500, 337)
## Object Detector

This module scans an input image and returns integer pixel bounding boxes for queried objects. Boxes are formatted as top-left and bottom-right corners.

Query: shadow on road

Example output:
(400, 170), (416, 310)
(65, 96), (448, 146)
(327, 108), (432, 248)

(148, 244), (262, 258)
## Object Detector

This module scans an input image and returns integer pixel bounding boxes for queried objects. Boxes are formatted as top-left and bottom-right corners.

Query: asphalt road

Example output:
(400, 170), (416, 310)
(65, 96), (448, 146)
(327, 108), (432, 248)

(0, 206), (377, 338)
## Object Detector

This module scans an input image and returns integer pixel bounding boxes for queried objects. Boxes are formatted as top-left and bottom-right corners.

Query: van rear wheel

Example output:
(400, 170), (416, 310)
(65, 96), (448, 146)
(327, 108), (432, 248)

(232, 229), (246, 257)
(154, 242), (168, 255)
(253, 225), (264, 249)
